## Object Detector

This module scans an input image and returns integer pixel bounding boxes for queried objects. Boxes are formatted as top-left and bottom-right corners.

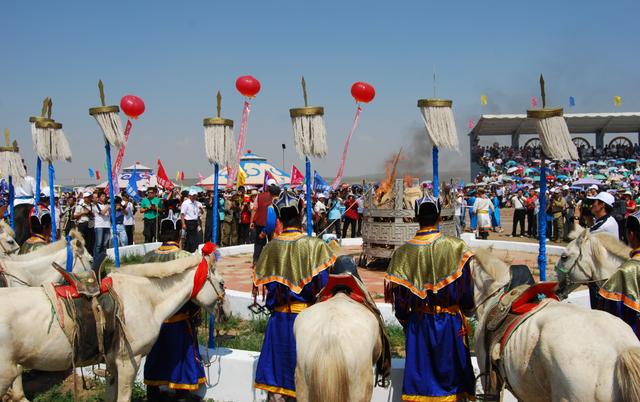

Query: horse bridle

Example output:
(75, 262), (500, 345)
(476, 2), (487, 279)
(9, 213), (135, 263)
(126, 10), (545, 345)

(0, 237), (20, 255)
(556, 243), (603, 287)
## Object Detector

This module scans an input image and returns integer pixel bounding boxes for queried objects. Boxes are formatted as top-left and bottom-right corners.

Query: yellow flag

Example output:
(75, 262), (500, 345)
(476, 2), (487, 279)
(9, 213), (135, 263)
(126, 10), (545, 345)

(614, 96), (622, 107)
(480, 95), (488, 105)
(237, 165), (247, 188)
(176, 170), (180, 181)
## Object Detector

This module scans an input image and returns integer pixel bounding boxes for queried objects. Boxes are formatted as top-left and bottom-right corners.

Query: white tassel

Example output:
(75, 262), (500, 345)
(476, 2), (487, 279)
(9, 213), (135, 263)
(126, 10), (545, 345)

(204, 125), (235, 166)
(419, 106), (459, 150)
(291, 114), (327, 158)
(535, 116), (578, 161)
(30, 122), (37, 148)
(0, 151), (26, 180)
(33, 127), (72, 162)
(93, 112), (124, 146)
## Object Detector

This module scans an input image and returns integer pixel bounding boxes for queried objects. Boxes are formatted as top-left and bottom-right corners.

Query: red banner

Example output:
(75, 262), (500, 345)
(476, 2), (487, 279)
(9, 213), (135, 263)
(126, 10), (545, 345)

(290, 165), (304, 186)
(228, 100), (251, 187)
(110, 119), (133, 193)
(157, 159), (175, 190)
(95, 170), (101, 181)
(332, 105), (362, 189)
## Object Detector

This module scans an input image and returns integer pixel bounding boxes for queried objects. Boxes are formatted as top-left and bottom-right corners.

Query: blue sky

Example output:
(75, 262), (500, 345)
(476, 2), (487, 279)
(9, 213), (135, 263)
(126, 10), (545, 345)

(2, 0), (640, 183)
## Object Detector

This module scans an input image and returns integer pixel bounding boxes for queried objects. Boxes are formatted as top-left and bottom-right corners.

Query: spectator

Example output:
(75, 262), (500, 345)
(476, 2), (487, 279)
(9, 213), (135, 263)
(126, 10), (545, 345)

(550, 189), (566, 242)
(140, 187), (161, 243)
(342, 194), (358, 238)
(589, 192), (619, 238)
(509, 189), (527, 237)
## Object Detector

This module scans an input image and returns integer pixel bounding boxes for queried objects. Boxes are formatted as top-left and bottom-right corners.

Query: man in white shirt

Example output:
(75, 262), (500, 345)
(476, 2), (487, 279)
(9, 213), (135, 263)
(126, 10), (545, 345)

(510, 189), (527, 237)
(589, 191), (619, 238)
(13, 173), (37, 245)
(92, 192), (112, 256)
(180, 189), (200, 252)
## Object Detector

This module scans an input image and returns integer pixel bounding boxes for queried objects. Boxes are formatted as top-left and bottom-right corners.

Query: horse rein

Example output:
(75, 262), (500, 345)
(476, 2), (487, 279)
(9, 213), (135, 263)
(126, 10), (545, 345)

(556, 243), (604, 287)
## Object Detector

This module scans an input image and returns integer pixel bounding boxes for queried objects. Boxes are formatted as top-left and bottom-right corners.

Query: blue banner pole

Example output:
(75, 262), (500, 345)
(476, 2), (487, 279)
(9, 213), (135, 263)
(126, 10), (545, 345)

(209, 162), (219, 349)
(48, 162), (57, 241)
(35, 157), (42, 206)
(104, 142), (120, 268)
(8, 176), (14, 230)
(212, 163), (219, 243)
(538, 165), (547, 281)
(306, 156), (312, 236)
(432, 146), (439, 198)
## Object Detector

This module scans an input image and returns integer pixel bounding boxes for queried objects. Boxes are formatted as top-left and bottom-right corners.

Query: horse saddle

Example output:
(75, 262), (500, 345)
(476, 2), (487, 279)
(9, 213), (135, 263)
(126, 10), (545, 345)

(482, 281), (560, 397)
(44, 266), (121, 367)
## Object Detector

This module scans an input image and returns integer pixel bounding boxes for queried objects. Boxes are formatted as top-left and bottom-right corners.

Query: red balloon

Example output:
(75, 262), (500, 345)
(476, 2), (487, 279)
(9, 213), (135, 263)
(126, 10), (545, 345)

(351, 82), (376, 103)
(120, 95), (145, 119)
(235, 75), (261, 98)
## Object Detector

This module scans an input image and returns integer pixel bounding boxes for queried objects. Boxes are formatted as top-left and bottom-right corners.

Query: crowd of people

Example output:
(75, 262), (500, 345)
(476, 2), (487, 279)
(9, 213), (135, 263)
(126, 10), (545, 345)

(460, 141), (640, 243)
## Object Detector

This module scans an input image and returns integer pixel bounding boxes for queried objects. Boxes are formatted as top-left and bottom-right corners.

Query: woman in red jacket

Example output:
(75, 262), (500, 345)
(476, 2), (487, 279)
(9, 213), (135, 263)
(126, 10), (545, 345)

(342, 194), (359, 238)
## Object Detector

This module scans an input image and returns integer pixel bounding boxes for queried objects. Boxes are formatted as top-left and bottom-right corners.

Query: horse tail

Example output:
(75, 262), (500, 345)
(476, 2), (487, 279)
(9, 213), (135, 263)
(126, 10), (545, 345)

(307, 335), (350, 402)
(615, 346), (640, 402)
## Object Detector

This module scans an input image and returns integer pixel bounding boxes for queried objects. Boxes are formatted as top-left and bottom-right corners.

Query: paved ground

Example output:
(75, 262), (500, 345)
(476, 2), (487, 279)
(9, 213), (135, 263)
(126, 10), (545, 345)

(218, 244), (560, 301)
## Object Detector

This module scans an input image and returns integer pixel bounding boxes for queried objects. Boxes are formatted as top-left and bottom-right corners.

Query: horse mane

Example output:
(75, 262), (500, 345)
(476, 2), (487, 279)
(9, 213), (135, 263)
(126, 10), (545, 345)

(591, 232), (631, 262)
(0, 220), (15, 238)
(119, 254), (202, 278)
(473, 246), (510, 281)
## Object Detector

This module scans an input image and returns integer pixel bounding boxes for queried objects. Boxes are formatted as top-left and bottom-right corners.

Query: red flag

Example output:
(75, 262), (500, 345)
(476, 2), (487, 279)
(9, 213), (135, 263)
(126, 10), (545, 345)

(180, 171), (185, 181)
(263, 170), (277, 189)
(157, 159), (175, 190)
(290, 165), (304, 186)
(95, 170), (101, 181)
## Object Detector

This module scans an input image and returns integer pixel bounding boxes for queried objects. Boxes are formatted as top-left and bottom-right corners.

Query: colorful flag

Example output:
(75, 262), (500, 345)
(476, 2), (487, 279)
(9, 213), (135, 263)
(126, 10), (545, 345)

(614, 96), (622, 107)
(313, 171), (331, 193)
(569, 96), (576, 107)
(531, 97), (538, 108)
(157, 159), (175, 190)
(237, 165), (247, 188)
(176, 170), (181, 181)
(88, 168), (95, 178)
(180, 171), (185, 182)
(480, 95), (488, 105)
(290, 165), (304, 186)
(468, 118), (475, 129)
(95, 170), (101, 181)
(126, 167), (141, 202)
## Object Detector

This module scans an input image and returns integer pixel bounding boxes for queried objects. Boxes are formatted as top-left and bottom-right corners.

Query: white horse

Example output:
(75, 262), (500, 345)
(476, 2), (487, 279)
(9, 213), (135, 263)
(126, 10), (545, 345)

(555, 227), (630, 298)
(0, 230), (93, 287)
(473, 247), (640, 402)
(0, 252), (230, 402)
(0, 221), (20, 256)
(294, 292), (383, 402)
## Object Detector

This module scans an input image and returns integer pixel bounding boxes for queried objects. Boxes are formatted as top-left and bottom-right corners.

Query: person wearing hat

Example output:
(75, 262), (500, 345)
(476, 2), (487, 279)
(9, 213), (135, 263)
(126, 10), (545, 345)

(598, 211), (640, 340)
(562, 185), (576, 242)
(589, 191), (619, 238)
(143, 209), (206, 401)
(180, 188), (201, 252)
(140, 187), (162, 243)
(12, 164), (37, 246)
(253, 190), (337, 400)
(385, 196), (476, 401)
(60, 194), (77, 237)
(92, 191), (112, 257)
(74, 191), (95, 255)
(19, 207), (52, 254)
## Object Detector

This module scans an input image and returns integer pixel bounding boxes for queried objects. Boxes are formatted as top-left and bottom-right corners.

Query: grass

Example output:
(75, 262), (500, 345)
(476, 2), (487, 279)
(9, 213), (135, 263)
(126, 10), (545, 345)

(102, 254), (146, 271)
(32, 381), (146, 402)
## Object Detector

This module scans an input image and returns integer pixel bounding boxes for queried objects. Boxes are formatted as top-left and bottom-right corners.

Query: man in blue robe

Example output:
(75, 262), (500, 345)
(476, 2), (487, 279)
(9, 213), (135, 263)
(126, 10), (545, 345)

(253, 189), (337, 401)
(599, 211), (640, 339)
(143, 210), (206, 402)
(385, 195), (476, 401)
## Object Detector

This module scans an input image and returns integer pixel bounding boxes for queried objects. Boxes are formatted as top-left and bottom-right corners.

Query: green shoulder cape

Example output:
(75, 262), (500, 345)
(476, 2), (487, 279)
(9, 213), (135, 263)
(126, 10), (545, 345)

(253, 233), (337, 294)
(600, 258), (640, 312)
(385, 234), (474, 298)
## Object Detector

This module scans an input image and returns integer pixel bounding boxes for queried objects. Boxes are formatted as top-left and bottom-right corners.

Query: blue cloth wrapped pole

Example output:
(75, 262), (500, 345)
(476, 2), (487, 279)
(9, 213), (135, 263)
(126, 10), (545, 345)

(306, 156), (312, 236)
(48, 162), (57, 241)
(212, 163), (219, 243)
(35, 157), (41, 206)
(104, 141), (120, 268)
(65, 235), (73, 272)
(432, 146), (439, 198)
(208, 162), (220, 350)
(8, 176), (14, 230)
(538, 165), (547, 281)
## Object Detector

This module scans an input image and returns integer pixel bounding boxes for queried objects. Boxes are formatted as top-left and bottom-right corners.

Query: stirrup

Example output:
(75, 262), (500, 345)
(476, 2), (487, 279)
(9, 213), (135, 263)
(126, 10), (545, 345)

(248, 301), (271, 316)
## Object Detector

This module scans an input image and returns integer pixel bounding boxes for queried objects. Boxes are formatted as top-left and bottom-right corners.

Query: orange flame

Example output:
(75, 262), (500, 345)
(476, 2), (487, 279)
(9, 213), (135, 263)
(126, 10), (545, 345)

(375, 149), (404, 203)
